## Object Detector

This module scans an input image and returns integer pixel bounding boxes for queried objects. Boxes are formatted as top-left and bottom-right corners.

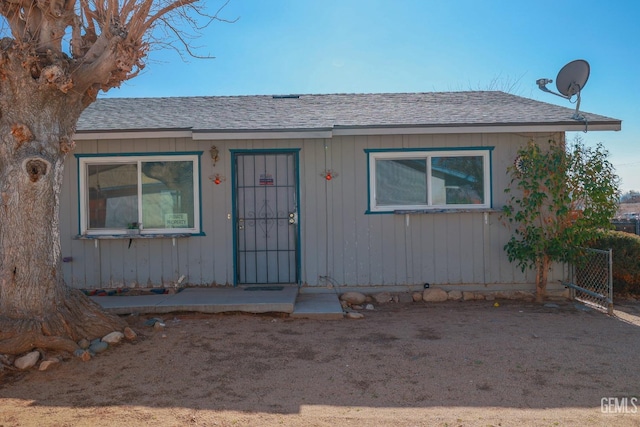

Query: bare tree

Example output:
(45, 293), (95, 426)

(0, 1), (227, 356)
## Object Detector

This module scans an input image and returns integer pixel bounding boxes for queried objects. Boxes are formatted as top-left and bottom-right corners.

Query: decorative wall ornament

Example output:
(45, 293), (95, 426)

(514, 155), (528, 175)
(209, 173), (226, 185)
(209, 145), (219, 166)
(321, 169), (338, 181)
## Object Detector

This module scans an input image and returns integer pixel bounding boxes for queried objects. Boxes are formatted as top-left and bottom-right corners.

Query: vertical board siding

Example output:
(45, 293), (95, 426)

(59, 131), (564, 290)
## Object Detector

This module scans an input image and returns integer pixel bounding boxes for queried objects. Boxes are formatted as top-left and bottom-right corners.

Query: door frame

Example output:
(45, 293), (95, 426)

(230, 148), (302, 286)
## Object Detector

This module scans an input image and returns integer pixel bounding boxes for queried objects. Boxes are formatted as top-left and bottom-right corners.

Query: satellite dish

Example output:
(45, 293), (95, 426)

(536, 59), (590, 121)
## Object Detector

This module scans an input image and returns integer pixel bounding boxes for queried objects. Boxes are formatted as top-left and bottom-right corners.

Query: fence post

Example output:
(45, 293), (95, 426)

(608, 248), (614, 315)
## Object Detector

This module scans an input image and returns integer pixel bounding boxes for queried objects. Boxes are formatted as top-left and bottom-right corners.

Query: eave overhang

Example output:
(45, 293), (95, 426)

(73, 120), (621, 141)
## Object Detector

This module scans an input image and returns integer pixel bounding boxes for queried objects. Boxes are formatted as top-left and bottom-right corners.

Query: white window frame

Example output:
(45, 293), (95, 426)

(368, 149), (492, 213)
(78, 154), (201, 236)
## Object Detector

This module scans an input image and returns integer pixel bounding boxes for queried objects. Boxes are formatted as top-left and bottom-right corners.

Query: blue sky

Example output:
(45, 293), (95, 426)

(108, 0), (640, 191)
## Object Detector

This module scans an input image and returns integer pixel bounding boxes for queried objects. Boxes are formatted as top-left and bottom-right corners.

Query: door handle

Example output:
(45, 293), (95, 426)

(238, 218), (245, 230)
(289, 212), (297, 224)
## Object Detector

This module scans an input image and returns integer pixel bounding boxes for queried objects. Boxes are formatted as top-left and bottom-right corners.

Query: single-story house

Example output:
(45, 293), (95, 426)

(62, 91), (621, 293)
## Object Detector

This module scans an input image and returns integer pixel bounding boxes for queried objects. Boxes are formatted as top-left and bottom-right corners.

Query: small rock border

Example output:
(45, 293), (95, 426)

(0, 326), (138, 373)
(340, 287), (571, 319)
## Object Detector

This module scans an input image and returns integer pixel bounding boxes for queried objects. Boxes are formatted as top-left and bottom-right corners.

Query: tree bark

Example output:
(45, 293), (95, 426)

(535, 255), (550, 303)
(0, 0), (224, 358)
(0, 40), (125, 356)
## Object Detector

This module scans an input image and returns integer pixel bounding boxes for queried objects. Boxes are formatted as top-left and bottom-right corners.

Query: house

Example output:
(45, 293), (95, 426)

(61, 91), (621, 293)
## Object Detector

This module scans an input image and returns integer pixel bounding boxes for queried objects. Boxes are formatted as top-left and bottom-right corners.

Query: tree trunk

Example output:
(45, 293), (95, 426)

(534, 255), (550, 303)
(0, 42), (126, 356)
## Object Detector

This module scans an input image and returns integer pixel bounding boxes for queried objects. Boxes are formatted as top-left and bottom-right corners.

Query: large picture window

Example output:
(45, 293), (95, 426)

(78, 153), (201, 235)
(367, 149), (492, 213)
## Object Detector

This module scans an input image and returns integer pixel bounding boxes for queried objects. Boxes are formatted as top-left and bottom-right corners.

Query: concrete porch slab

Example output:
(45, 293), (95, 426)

(161, 286), (298, 314)
(91, 286), (299, 315)
(90, 294), (173, 315)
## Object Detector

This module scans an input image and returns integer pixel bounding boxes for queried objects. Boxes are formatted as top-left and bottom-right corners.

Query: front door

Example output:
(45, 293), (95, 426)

(233, 151), (299, 285)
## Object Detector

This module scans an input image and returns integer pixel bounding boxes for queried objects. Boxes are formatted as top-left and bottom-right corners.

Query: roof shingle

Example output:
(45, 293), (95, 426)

(76, 91), (620, 133)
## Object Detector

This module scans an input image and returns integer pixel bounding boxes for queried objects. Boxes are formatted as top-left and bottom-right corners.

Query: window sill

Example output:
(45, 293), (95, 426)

(392, 208), (500, 214)
(75, 233), (198, 240)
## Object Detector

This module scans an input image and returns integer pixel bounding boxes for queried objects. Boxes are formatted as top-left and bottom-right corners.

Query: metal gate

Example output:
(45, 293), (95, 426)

(233, 151), (299, 285)
(567, 248), (613, 314)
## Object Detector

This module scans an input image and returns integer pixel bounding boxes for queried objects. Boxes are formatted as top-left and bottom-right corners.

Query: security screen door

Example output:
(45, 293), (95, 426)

(234, 152), (299, 284)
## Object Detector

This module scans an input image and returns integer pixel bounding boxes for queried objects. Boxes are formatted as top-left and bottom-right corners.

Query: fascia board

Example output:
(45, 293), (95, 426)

(332, 123), (621, 136)
(74, 130), (193, 140)
(73, 122), (620, 141)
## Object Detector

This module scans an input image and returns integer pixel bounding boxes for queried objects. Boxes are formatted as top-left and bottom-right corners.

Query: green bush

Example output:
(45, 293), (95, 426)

(590, 231), (640, 295)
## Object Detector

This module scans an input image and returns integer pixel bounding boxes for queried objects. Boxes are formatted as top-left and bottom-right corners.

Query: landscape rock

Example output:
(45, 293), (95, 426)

(74, 348), (92, 361)
(39, 358), (60, 371)
(351, 305), (364, 310)
(462, 291), (475, 301)
(485, 294), (495, 301)
(14, 351), (40, 370)
(340, 292), (366, 305)
(144, 317), (163, 327)
(78, 338), (90, 349)
(372, 292), (392, 304)
(365, 304), (375, 310)
(346, 312), (365, 319)
(153, 321), (166, 330)
(423, 288), (448, 302)
(474, 293), (486, 300)
(102, 331), (125, 345)
(124, 327), (137, 340)
(411, 291), (423, 302)
(89, 341), (109, 354)
(447, 290), (462, 300)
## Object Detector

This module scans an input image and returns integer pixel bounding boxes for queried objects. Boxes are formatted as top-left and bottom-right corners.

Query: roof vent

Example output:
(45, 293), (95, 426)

(272, 94), (300, 99)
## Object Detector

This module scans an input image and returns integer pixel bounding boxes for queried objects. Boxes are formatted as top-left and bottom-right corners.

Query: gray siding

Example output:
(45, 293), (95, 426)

(60, 132), (565, 290)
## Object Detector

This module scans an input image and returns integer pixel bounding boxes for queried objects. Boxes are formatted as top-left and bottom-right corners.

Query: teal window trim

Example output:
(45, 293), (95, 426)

(76, 151), (204, 237)
(364, 147), (494, 214)
(229, 148), (302, 154)
(365, 146), (494, 154)
(75, 151), (204, 159)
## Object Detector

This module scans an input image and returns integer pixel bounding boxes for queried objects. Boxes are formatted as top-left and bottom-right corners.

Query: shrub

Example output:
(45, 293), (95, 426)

(590, 231), (640, 295)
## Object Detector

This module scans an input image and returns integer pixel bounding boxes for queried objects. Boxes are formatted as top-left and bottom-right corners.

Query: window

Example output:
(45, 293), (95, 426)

(78, 153), (201, 235)
(367, 149), (492, 212)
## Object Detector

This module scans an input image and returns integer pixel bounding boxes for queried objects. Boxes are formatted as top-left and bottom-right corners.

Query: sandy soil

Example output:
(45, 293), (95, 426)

(1, 299), (640, 427)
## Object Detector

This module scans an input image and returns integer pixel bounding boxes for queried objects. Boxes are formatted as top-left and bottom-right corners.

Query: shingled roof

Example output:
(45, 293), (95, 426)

(76, 91), (621, 136)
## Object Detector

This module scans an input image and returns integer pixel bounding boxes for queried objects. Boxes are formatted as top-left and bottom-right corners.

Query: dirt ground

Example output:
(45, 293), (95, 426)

(1, 298), (640, 427)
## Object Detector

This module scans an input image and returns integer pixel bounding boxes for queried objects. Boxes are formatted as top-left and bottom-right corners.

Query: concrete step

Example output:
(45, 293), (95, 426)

(291, 293), (344, 320)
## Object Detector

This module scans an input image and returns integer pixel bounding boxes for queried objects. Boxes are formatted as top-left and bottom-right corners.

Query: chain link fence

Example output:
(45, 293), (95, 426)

(611, 219), (640, 235)
(566, 248), (613, 315)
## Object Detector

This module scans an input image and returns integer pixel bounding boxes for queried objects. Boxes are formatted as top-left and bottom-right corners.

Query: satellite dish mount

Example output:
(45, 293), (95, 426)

(536, 59), (590, 122)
